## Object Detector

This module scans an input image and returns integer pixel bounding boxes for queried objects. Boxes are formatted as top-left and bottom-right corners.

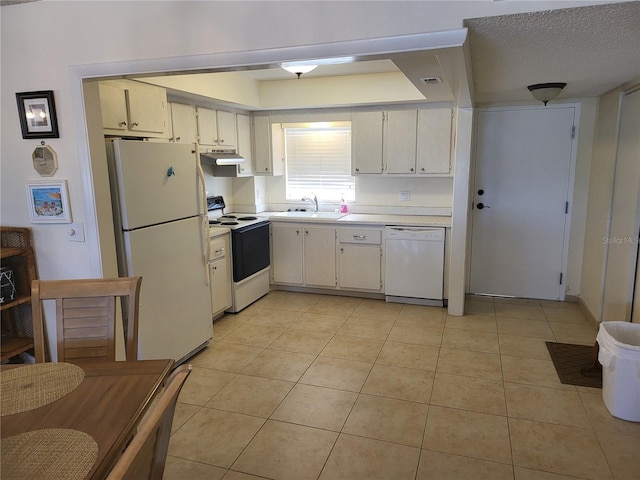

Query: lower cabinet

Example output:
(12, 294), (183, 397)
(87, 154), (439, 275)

(271, 222), (383, 293)
(209, 232), (232, 317)
(338, 227), (383, 292)
(271, 223), (336, 288)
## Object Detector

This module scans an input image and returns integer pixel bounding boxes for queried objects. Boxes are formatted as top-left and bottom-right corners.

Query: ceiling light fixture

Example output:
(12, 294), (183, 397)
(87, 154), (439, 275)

(281, 63), (318, 79)
(527, 82), (567, 106)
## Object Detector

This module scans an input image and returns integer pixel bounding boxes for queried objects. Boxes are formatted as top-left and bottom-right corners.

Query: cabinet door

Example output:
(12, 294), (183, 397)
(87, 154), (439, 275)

(253, 115), (272, 173)
(385, 110), (418, 174)
(271, 224), (303, 284)
(338, 244), (382, 291)
(417, 108), (452, 174)
(270, 123), (285, 176)
(170, 103), (198, 144)
(99, 83), (128, 130)
(236, 114), (253, 176)
(351, 111), (383, 174)
(197, 107), (218, 146)
(216, 110), (237, 148)
(304, 227), (336, 287)
(126, 83), (167, 134)
(210, 257), (231, 316)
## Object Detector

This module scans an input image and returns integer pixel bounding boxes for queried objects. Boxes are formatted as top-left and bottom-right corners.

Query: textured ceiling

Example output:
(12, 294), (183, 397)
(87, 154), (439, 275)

(466, 2), (640, 105)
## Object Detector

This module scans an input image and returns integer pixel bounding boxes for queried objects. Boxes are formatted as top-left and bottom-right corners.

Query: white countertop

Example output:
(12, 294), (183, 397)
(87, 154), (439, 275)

(267, 212), (451, 228)
(338, 213), (451, 227)
(209, 226), (231, 238)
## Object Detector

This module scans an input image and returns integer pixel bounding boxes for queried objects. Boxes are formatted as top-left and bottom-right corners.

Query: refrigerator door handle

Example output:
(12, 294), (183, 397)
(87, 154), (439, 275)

(195, 144), (211, 285)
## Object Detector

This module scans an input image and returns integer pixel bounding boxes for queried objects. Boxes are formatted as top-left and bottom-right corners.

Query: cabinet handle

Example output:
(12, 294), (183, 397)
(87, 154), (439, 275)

(214, 248), (224, 255)
(410, 168), (414, 172)
(119, 121), (127, 127)
(353, 235), (366, 240)
(355, 168), (360, 172)
(305, 230), (309, 236)
(213, 266), (217, 270)
(175, 136), (181, 142)
(340, 248), (344, 253)
(131, 122), (139, 127)
(220, 139), (224, 143)
(296, 230), (300, 235)
(421, 167), (425, 172)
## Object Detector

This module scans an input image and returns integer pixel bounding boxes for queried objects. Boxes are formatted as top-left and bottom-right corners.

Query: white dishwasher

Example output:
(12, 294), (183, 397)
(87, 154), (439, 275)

(385, 226), (445, 306)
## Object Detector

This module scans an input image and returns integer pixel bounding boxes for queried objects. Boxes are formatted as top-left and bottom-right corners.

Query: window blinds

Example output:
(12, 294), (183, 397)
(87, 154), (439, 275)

(285, 126), (355, 201)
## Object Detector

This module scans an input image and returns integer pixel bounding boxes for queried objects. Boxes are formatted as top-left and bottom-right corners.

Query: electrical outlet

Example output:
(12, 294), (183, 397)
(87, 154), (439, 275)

(67, 222), (85, 242)
(399, 191), (410, 202)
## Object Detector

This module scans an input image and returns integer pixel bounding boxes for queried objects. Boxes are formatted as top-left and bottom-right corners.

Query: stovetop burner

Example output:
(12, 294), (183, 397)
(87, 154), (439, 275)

(238, 216), (258, 221)
(220, 215), (237, 220)
(220, 221), (239, 225)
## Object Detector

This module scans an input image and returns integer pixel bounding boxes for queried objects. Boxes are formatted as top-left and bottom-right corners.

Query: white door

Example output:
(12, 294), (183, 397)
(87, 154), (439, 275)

(470, 107), (576, 300)
(110, 140), (200, 229)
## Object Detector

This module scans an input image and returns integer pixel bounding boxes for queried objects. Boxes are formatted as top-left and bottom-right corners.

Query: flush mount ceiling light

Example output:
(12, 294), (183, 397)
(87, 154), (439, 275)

(527, 82), (567, 106)
(281, 56), (355, 79)
(281, 63), (318, 79)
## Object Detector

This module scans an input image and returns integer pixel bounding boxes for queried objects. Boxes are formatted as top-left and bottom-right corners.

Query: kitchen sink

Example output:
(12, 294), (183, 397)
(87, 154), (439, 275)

(269, 211), (347, 220)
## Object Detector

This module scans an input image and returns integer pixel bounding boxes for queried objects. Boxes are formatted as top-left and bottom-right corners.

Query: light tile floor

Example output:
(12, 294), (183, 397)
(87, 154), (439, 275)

(164, 292), (640, 480)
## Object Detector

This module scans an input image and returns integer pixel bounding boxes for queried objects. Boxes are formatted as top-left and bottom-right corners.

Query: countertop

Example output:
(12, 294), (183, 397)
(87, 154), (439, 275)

(267, 212), (451, 228)
(338, 213), (451, 227)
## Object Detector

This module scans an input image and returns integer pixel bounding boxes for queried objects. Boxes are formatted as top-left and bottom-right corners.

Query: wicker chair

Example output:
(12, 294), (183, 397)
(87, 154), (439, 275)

(106, 364), (191, 480)
(31, 276), (142, 363)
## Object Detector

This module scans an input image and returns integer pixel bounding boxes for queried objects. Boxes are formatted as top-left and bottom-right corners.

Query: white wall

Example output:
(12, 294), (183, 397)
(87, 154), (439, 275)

(580, 77), (640, 322)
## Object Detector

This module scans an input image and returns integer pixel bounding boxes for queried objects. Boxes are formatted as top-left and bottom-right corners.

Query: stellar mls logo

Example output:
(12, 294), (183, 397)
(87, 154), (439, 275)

(602, 236), (639, 245)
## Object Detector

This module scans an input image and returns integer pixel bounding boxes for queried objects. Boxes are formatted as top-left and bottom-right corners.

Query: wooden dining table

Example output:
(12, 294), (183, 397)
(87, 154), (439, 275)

(1, 359), (174, 479)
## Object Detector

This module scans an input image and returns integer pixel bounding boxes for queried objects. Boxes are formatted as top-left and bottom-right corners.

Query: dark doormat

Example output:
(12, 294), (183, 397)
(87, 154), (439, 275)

(545, 342), (602, 389)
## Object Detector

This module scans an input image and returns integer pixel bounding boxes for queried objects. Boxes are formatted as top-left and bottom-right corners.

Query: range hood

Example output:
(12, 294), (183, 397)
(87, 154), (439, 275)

(200, 148), (246, 166)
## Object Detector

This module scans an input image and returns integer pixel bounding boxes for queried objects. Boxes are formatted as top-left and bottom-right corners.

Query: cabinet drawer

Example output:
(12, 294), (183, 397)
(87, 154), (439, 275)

(339, 228), (382, 245)
(209, 236), (227, 259)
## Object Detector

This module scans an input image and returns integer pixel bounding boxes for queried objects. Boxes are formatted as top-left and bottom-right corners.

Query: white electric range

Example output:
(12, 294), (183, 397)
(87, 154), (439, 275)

(207, 196), (270, 312)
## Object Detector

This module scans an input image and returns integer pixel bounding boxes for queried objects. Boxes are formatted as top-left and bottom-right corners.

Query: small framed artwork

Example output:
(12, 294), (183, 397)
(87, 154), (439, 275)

(16, 90), (59, 139)
(25, 180), (72, 223)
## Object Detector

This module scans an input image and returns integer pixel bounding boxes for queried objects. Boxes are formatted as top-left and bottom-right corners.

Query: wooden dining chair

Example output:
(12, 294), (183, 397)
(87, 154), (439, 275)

(106, 364), (192, 480)
(31, 276), (142, 363)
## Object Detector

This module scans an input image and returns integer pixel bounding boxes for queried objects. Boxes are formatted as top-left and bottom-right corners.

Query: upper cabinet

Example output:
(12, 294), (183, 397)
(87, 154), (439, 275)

(416, 108), (453, 174)
(236, 113), (253, 177)
(252, 115), (284, 176)
(197, 107), (237, 149)
(99, 80), (169, 138)
(168, 103), (198, 144)
(351, 112), (384, 174)
(351, 107), (453, 176)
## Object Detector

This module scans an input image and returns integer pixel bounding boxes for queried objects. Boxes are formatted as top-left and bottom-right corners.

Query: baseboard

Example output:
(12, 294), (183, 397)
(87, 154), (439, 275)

(577, 297), (600, 327)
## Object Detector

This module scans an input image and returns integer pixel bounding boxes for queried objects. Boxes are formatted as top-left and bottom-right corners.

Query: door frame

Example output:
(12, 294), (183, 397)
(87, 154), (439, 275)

(468, 103), (581, 300)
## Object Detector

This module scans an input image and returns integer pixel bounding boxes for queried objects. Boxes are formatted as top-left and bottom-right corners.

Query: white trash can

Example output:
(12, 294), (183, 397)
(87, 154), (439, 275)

(596, 321), (640, 422)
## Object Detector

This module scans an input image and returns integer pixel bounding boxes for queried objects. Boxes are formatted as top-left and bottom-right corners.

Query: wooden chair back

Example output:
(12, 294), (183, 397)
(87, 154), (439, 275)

(106, 364), (191, 480)
(31, 276), (142, 363)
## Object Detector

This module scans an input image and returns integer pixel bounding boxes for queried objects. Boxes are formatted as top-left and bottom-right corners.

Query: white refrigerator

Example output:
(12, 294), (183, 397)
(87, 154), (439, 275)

(106, 139), (212, 363)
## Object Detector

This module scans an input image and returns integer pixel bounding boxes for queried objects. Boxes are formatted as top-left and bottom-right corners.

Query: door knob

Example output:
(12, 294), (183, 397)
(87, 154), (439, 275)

(476, 202), (490, 210)
(478, 189), (484, 195)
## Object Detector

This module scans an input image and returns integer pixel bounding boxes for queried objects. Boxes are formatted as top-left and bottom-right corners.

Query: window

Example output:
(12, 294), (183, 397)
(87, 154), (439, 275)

(284, 122), (355, 202)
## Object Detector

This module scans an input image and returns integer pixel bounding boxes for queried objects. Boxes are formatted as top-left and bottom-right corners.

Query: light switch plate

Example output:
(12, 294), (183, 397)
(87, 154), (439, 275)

(399, 191), (410, 201)
(67, 222), (85, 242)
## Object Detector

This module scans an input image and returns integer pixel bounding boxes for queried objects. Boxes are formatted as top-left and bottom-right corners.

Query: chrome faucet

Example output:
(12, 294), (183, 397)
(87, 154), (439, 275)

(302, 192), (318, 212)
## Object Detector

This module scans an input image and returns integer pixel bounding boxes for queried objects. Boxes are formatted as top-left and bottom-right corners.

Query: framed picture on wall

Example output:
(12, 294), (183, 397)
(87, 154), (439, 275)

(25, 180), (72, 223)
(16, 90), (59, 139)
